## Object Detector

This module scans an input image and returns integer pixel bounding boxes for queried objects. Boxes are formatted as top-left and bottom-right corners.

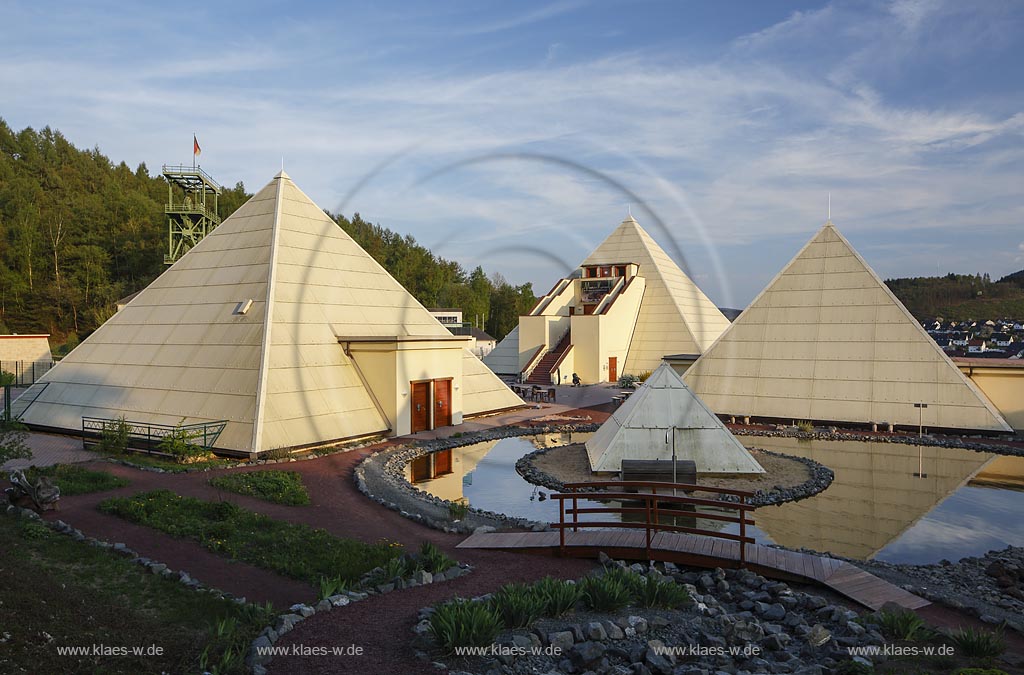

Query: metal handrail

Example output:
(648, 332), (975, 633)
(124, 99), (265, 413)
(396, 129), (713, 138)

(520, 345), (548, 381)
(161, 164), (222, 191)
(552, 480), (756, 567)
(81, 416), (227, 452)
(165, 202), (221, 222)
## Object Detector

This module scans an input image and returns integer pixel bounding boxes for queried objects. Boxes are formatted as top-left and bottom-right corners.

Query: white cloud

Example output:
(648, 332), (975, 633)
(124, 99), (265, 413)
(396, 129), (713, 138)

(2, 1), (1022, 304)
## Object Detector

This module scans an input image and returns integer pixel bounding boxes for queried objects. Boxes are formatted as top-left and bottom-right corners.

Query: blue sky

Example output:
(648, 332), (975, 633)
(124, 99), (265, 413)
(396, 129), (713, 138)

(5, 0), (1024, 307)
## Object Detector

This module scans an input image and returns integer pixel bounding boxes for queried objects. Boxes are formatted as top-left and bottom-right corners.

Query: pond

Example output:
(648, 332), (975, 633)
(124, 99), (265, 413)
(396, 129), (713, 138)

(407, 433), (1024, 564)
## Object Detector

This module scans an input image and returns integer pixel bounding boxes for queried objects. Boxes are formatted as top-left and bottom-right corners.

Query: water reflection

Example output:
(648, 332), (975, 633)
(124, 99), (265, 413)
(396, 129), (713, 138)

(408, 434), (1024, 563)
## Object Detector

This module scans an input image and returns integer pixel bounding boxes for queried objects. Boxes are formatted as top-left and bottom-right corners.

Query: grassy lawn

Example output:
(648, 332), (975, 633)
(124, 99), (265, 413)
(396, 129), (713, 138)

(209, 470), (310, 505)
(99, 490), (402, 585)
(24, 464), (129, 496)
(0, 516), (272, 675)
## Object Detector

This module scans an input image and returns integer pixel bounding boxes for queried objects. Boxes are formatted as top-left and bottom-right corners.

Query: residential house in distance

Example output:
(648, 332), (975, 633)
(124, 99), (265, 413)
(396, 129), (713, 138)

(428, 308), (497, 358)
(967, 339), (988, 354)
(0, 334), (54, 385)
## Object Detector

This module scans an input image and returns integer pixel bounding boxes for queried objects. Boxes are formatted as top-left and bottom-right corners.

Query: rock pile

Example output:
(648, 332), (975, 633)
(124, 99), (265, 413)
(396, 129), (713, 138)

(859, 545), (1024, 633)
(418, 559), (888, 675)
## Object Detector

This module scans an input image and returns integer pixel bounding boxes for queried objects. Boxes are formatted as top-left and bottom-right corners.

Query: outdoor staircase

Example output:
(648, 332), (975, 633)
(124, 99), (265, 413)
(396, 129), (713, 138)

(525, 332), (572, 385)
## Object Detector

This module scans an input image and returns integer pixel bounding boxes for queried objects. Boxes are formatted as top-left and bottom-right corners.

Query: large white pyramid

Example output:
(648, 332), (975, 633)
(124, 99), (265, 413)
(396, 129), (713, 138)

(18, 172), (522, 453)
(684, 222), (1012, 433)
(581, 216), (732, 373)
(586, 363), (765, 474)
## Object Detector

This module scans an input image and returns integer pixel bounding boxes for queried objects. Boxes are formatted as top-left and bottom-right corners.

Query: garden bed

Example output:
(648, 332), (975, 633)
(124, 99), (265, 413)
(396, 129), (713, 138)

(208, 470), (310, 505)
(24, 463), (129, 495)
(99, 490), (401, 586)
(0, 514), (271, 675)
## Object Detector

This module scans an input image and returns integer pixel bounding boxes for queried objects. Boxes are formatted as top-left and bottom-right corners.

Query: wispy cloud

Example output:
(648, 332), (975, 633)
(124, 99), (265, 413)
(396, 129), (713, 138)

(2, 0), (1022, 305)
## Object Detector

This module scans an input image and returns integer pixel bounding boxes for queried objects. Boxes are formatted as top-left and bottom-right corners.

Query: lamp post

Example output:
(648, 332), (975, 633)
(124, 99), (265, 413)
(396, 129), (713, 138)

(914, 402), (928, 438)
(913, 403), (928, 478)
(665, 427), (677, 496)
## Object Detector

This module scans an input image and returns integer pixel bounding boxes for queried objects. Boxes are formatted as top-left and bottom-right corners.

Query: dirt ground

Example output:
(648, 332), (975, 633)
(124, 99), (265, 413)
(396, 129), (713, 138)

(531, 443), (811, 493)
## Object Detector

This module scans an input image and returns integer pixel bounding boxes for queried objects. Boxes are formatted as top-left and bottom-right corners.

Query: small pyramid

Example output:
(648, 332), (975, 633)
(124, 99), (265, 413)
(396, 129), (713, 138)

(582, 216), (732, 373)
(685, 222), (1011, 432)
(18, 173), (522, 453)
(586, 363), (764, 474)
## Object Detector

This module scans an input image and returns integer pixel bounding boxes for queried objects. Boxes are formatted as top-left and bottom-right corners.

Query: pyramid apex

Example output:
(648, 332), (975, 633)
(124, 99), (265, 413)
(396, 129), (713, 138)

(274, 170), (292, 180)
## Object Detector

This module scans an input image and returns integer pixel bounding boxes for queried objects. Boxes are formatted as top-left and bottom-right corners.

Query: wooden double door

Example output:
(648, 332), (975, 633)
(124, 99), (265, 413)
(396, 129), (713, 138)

(411, 378), (453, 433)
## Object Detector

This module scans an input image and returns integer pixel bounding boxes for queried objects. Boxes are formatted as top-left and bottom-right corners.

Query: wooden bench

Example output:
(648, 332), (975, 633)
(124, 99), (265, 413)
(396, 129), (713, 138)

(620, 459), (696, 490)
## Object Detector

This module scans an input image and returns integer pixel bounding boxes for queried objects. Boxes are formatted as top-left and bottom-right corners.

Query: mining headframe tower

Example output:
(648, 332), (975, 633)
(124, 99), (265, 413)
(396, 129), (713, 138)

(162, 164), (222, 264)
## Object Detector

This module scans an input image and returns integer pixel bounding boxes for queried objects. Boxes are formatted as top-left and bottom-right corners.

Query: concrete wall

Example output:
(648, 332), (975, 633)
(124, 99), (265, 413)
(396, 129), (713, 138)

(958, 364), (1024, 432)
(518, 314), (570, 371)
(350, 341), (466, 437)
(0, 335), (52, 368)
(569, 277), (645, 384)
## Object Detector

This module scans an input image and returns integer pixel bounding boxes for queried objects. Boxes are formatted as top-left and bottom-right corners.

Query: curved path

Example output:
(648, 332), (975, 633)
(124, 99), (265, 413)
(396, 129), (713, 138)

(42, 411), (606, 674)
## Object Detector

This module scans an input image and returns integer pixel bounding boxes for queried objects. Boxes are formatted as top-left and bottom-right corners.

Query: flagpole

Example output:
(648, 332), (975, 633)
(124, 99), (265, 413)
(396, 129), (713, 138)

(193, 133), (196, 170)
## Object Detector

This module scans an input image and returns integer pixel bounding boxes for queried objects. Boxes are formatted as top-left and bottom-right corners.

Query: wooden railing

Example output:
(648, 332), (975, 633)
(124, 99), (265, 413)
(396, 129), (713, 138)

(551, 481), (757, 567)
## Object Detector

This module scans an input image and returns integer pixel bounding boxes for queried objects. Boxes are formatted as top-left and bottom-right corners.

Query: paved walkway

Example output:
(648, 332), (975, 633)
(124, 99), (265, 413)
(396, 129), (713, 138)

(2, 432), (97, 470)
(406, 383), (619, 440)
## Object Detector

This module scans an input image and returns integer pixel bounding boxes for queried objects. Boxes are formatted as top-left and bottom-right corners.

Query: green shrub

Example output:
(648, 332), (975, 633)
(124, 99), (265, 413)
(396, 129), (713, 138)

(0, 370), (15, 386)
(98, 416), (130, 454)
(617, 373), (640, 388)
(448, 500), (470, 521)
(579, 572), (633, 612)
(26, 464), (129, 495)
(429, 599), (502, 654)
(490, 583), (545, 629)
(946, 626), (1006, 659)
(629, 574), (691, 608)
(319, 576), (348, 600)
(209, 470), (310, 506)
(420, 541), (456, 574)
(158, 422), (208, 464)
(18, 520), (51, 540)
(636, 370), (653, 382)
(796, 420), (814, 433)
(875, 608), (934, 641)
(533, 576), (581, 617)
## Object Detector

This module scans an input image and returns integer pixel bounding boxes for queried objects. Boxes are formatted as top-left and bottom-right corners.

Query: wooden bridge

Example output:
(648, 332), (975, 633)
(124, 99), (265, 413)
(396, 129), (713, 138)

(458, 480), (929, 612)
